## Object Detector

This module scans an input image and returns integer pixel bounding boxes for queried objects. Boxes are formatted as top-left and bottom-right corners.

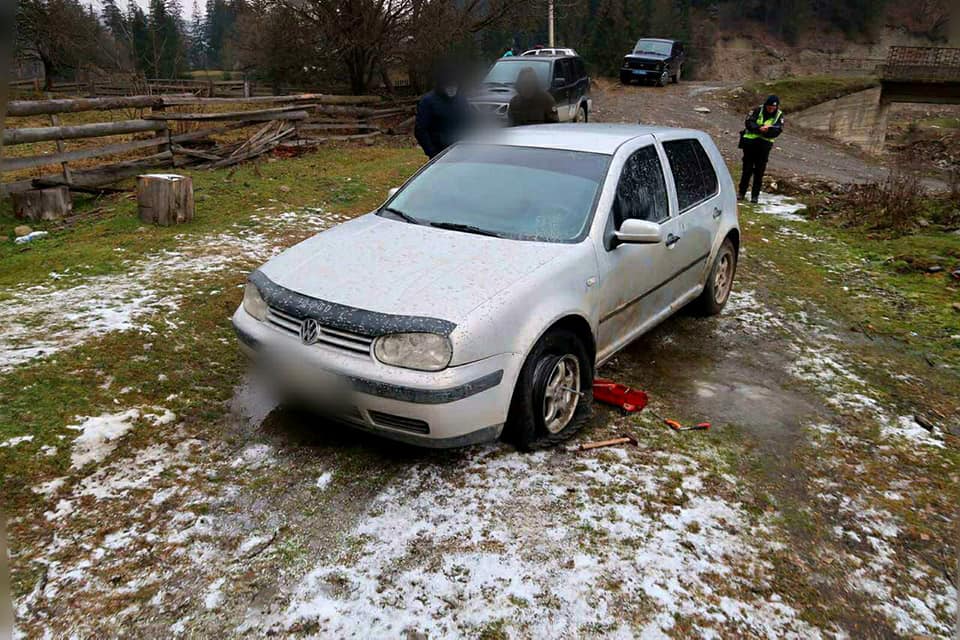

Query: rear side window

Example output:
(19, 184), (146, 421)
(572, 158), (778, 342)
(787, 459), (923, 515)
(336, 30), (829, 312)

(613, 145), (670, 225)
(574, 58), (586, 80)
(663, 139), (719, 211)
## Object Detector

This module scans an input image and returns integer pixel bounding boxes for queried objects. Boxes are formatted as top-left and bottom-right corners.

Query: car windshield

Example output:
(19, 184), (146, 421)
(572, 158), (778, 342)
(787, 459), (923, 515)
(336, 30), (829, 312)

(633, 40), (672, 56)
(381, 144), (610, 243)
(483, 60), (551, 86)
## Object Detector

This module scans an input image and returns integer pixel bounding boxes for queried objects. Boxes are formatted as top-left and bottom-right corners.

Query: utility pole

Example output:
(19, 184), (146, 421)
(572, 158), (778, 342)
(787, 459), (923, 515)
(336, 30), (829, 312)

(548, 0), (555, 47)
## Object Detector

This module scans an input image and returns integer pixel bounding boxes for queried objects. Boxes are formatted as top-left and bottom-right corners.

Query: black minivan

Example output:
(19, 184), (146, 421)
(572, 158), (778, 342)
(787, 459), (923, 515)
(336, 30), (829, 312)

(470, 55), (592, 123)
(620, 38), (685, 87)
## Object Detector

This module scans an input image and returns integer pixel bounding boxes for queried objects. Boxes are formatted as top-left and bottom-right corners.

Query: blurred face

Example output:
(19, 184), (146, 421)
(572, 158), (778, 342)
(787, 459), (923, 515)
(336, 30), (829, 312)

(765, 103), (778, 114)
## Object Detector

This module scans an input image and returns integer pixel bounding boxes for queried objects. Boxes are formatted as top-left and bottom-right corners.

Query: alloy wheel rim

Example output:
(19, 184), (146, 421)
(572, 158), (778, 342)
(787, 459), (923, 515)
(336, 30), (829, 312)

(714, 253), (732, 304)
(542, 355), (580, 434)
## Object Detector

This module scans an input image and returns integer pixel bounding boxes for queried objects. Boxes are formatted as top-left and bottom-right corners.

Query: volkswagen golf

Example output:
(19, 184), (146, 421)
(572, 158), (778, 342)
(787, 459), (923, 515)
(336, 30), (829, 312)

(233, 124), (740, 450)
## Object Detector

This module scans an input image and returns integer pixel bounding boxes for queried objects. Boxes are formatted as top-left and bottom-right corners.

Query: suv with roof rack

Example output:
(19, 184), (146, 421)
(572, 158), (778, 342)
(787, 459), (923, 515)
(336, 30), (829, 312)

(471, 54), (591, 123)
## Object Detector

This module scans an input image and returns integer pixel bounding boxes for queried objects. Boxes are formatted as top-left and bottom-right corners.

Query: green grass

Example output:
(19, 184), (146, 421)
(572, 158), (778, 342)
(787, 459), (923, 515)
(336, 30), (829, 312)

(732, 75), (879, 113)
(0, 145), (423, 513)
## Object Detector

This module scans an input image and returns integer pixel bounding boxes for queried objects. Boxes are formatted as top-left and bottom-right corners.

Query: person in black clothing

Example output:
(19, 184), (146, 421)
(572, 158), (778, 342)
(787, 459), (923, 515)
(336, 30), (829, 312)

(739, 94), (784, 203)
(414, 68), (471, 159)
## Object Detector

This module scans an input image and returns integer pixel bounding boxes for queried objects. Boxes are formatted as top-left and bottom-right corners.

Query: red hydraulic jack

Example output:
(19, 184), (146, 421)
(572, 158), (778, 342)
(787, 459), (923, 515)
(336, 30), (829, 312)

(593, 378), (710, 431)
(592, 379), (648, 412)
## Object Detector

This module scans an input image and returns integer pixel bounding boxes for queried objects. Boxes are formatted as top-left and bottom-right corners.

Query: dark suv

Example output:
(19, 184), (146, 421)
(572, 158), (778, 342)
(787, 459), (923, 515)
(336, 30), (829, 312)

(470, 55), (592, 123)
(620, 38), (685, 87)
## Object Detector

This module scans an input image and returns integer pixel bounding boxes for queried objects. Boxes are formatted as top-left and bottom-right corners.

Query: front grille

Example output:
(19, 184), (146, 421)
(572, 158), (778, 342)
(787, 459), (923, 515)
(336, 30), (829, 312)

(368, 411), (430, 434)
(627, 60), (659, 71)
(266, 305), (373, 357)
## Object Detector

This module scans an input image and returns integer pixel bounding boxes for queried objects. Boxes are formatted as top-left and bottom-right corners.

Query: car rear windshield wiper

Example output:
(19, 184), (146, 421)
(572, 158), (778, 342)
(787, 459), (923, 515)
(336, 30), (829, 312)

(428, 221), (502, 238)
(381, 207), (421, 225)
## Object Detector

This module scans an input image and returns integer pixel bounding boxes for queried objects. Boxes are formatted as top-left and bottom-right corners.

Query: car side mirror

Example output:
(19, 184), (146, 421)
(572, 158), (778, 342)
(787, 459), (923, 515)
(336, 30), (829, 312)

(615, 219), (662, 245)
(387, 187), (399, 198)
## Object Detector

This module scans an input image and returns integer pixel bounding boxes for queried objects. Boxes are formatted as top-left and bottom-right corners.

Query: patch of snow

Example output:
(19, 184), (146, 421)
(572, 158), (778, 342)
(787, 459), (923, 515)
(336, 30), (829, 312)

(314, 472), (333, 490)
(204, 578), (227, 610)
(266, 447), (818, 638)
(754, 194), (806, 221)
(0, 435), (34, 448)
(230, 444), (274, 470)
(881, 415), (944, 449)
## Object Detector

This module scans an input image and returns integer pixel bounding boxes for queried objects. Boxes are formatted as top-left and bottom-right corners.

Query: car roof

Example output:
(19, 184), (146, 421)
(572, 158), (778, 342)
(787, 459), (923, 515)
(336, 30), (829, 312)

(635, 37), (676, 43)
(464, 123), (705, 155)
(497, 54), (573, 61)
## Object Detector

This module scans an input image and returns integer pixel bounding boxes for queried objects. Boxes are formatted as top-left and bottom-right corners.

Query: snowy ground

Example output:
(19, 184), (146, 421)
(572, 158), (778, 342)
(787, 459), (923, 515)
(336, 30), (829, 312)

(5, 196), (958, 638)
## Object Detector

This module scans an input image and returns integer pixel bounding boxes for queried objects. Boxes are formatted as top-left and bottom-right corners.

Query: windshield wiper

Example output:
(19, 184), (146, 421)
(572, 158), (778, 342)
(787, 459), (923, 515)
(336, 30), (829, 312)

(428, 221), (502, 238)
(381, 207), (421, 225)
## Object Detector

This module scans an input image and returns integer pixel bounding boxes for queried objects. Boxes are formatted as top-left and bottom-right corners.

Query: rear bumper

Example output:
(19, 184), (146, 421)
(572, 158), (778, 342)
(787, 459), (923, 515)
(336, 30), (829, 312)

(232, 307), (522, 448)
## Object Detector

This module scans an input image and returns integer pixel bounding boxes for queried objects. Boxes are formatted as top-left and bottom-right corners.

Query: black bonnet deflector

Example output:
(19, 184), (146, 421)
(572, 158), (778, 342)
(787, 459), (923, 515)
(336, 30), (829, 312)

(249, 270), (457, 338)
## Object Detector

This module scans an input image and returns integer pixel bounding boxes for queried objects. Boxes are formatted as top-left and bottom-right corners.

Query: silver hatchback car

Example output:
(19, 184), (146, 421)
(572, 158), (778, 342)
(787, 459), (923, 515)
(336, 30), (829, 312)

(233, 124), (740, 450)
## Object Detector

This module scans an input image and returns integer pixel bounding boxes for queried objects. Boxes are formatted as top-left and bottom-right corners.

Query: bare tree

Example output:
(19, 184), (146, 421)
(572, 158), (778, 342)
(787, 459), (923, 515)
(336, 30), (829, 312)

(15, 0), (107, 89)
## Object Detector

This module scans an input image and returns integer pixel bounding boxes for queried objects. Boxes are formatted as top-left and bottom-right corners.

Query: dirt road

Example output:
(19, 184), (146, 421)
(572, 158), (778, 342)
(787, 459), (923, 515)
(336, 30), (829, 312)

(4, 144), (958, 636)
(593, 80), (894, 186)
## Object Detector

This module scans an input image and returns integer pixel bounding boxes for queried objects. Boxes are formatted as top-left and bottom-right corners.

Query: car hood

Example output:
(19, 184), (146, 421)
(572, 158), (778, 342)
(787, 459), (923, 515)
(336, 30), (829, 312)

(259, 214), (566, 324)
(470, 85), (516, 104)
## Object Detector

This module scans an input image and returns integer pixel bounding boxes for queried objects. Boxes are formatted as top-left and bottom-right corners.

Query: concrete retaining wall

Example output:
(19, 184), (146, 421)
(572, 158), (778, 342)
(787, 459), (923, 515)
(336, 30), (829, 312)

(790, 87), (889, 154)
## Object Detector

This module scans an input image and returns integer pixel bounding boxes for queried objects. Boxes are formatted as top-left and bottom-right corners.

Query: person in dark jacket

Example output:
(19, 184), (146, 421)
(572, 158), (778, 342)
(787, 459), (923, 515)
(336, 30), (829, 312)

(738, 94), (784, 203)
(414, 69), (470, 159)
(508, 67), (559, 127)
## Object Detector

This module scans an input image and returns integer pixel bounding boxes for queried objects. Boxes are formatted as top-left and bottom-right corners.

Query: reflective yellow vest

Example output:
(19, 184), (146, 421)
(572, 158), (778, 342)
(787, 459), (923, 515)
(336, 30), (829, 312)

(742, 109), (783, 144)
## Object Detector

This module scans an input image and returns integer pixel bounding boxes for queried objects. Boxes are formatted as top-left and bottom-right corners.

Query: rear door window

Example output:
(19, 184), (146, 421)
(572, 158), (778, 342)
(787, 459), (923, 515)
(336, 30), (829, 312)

(613, 145), (670, 226)
(554, 59), (572, 85)
(663, 139), (719, 211)
(574, 58), (586, 80)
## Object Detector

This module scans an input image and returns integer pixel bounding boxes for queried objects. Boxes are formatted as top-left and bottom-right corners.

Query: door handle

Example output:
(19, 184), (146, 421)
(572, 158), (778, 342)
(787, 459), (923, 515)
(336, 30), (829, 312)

(712, 207), (722, 219)
(665, 233), (680, 247)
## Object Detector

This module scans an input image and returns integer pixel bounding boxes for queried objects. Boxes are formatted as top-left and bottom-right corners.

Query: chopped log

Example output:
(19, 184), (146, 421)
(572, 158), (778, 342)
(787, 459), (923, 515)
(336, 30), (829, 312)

(136, 174), (195, 226)
(31, 178), (126, 195)
(159, 93), (382, 107)
(6, 95), (184, 117)
(2, 119), (167, 145)
(0, 134), (170, 172)
(147, 106), (311, 121)
(12, 187), (72, 221)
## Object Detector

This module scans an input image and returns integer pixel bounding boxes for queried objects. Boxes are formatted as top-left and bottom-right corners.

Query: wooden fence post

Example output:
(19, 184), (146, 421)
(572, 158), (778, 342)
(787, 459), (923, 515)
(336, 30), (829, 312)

(45, 93), (73, 187)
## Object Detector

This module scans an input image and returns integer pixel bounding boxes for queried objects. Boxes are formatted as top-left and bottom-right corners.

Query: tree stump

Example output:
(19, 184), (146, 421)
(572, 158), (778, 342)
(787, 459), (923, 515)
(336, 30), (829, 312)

(11, 186), (72, 221)
(136, 174), (195, 226)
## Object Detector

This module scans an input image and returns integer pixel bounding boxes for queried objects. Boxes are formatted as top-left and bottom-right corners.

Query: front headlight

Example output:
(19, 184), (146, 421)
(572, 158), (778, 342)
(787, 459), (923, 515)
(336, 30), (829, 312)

(243, 282), (268, 321)
(374, 333), (452, 371)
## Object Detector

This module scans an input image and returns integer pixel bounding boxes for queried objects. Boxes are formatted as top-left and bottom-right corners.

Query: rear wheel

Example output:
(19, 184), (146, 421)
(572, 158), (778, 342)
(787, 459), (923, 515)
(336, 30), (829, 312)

(505, 329), (593, 451)
(574, 103), (587, 123)
(692, 238), (737, 315)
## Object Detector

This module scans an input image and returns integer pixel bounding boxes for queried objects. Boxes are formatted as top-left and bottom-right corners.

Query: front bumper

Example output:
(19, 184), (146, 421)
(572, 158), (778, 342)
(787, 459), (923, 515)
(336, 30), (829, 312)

(232, 307), (522, 448)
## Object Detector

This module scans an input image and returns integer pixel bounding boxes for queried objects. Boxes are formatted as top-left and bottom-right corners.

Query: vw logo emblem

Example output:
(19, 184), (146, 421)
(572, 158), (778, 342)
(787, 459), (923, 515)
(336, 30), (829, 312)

(299, 318), (320, 345)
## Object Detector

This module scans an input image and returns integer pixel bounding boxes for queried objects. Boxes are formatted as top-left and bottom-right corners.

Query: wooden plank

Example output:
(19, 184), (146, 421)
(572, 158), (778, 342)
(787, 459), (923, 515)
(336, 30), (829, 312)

(170, 145), (223, 161)
(298, 131), (383, 143)
(159, 93), (380, 107)
(298, 123), (380, 131)
(147, 106), (310, 121)
(7, 95), (189, 117)
(3, 119), (168, 145)
(49, 113), (73, 186)
(2, 152), (177, 196)
(1, 134), (170, 172)
(169, 121), (259, 143)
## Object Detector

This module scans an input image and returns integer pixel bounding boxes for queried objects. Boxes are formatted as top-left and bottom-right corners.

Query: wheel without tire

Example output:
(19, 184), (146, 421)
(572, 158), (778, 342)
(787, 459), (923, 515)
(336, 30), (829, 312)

(692, 238), (737, 315)
(574, 104), (587, 123)
(505, 329), (593, 451)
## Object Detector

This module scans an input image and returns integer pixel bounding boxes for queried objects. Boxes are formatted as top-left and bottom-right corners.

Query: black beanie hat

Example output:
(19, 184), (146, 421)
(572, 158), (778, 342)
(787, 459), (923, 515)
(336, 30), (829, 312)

(765, 94), (780, 107)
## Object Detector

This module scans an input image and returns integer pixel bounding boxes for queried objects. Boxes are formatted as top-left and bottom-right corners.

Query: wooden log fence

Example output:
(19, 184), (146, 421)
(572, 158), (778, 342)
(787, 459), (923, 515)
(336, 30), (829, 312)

(2, 92), (414, 196)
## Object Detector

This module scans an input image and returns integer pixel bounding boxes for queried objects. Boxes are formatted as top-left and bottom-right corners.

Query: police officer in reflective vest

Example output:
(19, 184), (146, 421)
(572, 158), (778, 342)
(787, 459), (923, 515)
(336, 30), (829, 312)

(739, 95), (784, 203)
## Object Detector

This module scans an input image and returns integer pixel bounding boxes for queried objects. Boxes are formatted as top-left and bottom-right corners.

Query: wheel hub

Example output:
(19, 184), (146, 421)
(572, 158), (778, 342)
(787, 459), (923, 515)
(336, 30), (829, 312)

(542, 355), (580, 434)
(714, 253), (733, 304)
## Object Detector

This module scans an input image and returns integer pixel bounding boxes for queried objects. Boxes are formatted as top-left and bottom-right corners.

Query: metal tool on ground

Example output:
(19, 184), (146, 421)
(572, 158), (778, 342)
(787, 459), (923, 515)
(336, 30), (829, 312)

(648, 409), (711, 432)
(593, 379), (649, 412)
(565, 434), (638, 452)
